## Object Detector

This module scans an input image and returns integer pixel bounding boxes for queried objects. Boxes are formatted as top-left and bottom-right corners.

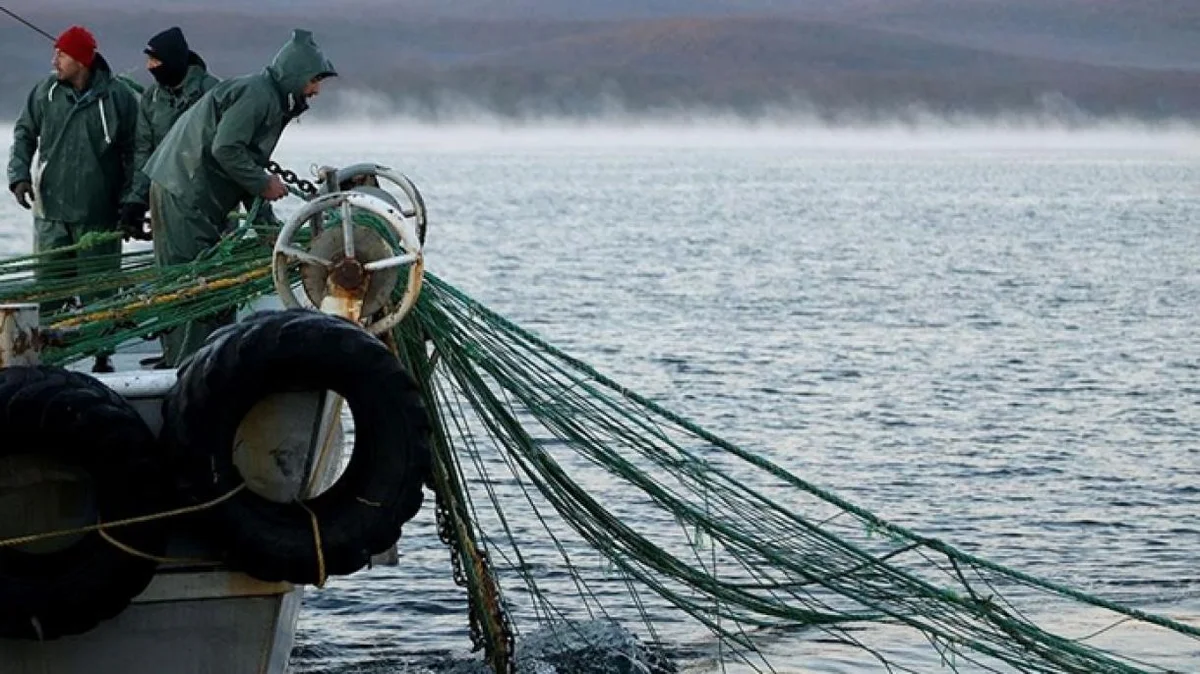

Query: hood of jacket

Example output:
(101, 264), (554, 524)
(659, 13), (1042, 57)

(265, 29), (336, 100)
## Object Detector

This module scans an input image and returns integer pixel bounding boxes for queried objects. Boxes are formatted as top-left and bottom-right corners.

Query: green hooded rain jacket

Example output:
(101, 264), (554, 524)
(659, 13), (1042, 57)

(141, 29), (335, 368)
(127, 57), (220, 206)
(7, 53), (139, 226)
(142, 29), (336, 228)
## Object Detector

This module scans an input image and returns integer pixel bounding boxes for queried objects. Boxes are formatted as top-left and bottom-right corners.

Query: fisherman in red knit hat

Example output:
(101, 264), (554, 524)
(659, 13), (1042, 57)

(5, 25), (140, 373)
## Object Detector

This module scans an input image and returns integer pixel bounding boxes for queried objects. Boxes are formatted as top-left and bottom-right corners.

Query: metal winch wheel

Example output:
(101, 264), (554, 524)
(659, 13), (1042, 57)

(316, 163), (428, 245)
(271, 167), (426, 335)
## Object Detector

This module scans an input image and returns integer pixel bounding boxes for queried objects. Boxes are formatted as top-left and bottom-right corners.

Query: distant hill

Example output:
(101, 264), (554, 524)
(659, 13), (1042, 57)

(0, 2), (1197, 123)
(23, 0), (1192, 71)
(811, 0), (1200, 71)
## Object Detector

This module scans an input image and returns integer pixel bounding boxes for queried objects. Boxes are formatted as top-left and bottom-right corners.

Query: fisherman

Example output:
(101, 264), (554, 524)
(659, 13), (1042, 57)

(119, 26), (219, 241)
(142, 28), (337, 367)
(6, 25), (139, 373)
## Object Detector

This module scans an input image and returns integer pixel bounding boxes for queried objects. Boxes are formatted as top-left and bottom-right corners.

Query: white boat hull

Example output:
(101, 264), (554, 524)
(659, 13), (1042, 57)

(2, 571), (301, 674)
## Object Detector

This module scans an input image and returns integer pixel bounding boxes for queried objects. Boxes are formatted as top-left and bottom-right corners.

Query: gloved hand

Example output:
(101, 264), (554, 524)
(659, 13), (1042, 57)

(119, 202), (151, 241)
(10, 181), (34, 210)
(260, 175), (288, 201)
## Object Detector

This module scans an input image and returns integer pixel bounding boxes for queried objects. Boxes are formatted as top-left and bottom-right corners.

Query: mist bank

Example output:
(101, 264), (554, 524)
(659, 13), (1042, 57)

(4, 117), (1198, 157)
(7, 88), (1200, 135)
(302, 84), (1200, 129)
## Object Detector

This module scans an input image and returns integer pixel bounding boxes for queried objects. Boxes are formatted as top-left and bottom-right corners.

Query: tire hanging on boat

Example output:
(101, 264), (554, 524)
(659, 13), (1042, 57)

(160, 308), (432, 584)
(0, 366), (169, 640)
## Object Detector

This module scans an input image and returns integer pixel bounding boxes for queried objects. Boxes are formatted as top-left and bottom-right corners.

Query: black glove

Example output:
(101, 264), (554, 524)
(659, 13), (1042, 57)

(10, 181), (33, 210)
(119, 202), (151, 241)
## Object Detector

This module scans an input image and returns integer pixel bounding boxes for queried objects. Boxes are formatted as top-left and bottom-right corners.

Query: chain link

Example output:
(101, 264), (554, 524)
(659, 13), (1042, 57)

(479, 547), (517, 674)
(434, 489), (516, 673)
(435, 492), (466, 584)
(267, 160), (318, 196)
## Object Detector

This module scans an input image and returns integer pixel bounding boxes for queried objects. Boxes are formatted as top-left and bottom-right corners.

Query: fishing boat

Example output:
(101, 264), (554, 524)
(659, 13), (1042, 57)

(0, 163), (432, 674)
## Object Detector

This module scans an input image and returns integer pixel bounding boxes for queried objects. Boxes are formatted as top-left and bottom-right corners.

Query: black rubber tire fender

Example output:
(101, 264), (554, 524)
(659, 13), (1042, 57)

(161, 308), (432, 584)
(0, 365), (168, 640)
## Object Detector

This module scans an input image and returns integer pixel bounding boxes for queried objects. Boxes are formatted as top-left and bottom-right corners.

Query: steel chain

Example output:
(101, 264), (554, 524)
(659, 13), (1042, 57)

(434, 489), (516, 672)
(436, 494), (487, 656)
(434, 492), (479, 645)
(479, 547), (517, 674)
(435, 493), (467, 585)
(267, 160), (318, 196)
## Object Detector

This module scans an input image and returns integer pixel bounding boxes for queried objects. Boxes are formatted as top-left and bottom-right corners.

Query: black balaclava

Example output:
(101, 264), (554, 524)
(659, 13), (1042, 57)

(145, 26), (190, 88)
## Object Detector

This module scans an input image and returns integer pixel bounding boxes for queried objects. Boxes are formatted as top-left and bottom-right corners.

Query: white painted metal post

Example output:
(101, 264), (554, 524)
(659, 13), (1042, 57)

(0, 303), (40, 368)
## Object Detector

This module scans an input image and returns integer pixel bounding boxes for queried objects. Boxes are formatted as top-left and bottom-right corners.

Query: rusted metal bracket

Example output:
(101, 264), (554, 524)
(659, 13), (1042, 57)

(0, 304), (96, 369)
(0, 304), (41, 368)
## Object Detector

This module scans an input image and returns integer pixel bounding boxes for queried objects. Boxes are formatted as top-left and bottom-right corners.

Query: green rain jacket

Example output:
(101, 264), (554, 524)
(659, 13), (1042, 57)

(142, 29), (336, 222)
(127, 56), (220, 206)
(6, 53), (139, 224)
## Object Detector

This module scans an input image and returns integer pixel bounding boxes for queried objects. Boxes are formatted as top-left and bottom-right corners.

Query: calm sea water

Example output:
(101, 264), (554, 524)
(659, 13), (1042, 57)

(2, 123), (1198, 672)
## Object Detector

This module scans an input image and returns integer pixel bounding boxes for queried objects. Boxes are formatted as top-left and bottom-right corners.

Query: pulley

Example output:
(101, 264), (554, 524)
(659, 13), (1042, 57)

(270, 164), (426, 332)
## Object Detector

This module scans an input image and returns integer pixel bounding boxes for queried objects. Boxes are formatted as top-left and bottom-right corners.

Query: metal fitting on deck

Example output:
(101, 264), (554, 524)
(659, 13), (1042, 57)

(0, 304), (41, 368)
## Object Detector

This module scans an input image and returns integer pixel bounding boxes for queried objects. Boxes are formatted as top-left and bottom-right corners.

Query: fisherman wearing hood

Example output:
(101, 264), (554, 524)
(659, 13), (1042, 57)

(6, 25), (139, 373)
(119, 26), (219, 241)
(142, 29), (336, 367)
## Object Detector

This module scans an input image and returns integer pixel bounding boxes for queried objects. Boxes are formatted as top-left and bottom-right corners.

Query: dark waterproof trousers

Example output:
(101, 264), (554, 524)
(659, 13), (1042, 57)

(32, 217), (121, 315)
(148, 181), (236, 367)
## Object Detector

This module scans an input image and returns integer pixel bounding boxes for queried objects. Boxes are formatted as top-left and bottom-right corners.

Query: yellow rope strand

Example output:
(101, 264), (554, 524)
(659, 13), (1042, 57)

(97, 527), (221, 567)
(299, 501), (327, 588)
(49, 267), (271, 330)
(0, 484), (247, 549)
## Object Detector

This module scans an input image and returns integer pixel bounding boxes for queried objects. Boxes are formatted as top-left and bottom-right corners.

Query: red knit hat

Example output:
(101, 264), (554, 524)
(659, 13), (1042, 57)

(55, 26), (97, 69)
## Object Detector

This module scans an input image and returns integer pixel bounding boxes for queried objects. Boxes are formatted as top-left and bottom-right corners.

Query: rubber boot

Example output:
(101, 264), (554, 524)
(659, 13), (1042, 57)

(92, 354), (114, 373)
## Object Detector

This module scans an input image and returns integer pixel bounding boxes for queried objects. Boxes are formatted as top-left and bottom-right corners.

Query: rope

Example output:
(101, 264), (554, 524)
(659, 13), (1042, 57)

(97, 527), (221, 567)
(4, 476), (335, 579)
(48, 267), (271, 330)
(0, 484), (247, 549)
(298, 501), (327, 588)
